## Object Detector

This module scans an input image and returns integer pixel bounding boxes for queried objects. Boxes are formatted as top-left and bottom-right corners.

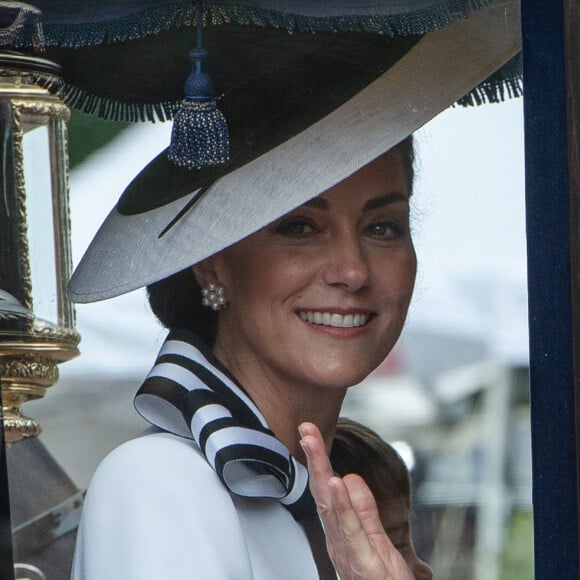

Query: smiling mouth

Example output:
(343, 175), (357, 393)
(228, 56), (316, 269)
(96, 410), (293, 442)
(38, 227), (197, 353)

(298, 311), (370, 328)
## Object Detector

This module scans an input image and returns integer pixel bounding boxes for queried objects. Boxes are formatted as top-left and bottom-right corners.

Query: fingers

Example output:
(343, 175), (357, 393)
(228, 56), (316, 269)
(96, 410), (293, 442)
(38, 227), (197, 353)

(328, 475), (386, 576)
(300, 421), (361, 570)
(298, 422), (339, 529)
(299, 423), (389, 578)
(299, 422), (415, 580)
(342, 475), (414, 580)
(342, 474), (390, 543)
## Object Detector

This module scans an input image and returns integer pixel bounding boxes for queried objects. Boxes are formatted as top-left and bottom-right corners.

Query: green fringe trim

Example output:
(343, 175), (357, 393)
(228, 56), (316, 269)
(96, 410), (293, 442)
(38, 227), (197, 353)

(456, 55), (523, 107)
(54, 70), (522, 124)
(456, 75), (523, 106)
(42, 0), (491, 48)
(0, 67), (63, 93)
(43, 2), (196, 49)
(58, 83), (179, 122)
(37, 0), (520, 121)
(206, 0), (492, 36)
(0, 1), (45, 50)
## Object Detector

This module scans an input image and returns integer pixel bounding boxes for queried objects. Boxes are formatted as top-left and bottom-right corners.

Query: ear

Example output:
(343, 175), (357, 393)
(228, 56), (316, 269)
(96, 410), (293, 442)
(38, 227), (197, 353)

(191, 255), (221, 288)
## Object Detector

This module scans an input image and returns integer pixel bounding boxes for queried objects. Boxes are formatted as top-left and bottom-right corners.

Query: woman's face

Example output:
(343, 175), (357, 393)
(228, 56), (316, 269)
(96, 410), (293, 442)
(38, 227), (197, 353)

(196, 147), (416, 392)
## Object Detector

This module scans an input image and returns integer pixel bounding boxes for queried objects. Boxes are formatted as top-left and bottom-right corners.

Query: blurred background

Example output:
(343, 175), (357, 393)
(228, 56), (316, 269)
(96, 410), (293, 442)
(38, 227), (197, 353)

(20, 96), (532, 579)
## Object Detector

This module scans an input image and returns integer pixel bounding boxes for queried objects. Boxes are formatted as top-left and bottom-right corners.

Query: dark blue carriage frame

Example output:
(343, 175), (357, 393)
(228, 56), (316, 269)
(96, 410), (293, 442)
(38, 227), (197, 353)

(522, 0), (580, 577)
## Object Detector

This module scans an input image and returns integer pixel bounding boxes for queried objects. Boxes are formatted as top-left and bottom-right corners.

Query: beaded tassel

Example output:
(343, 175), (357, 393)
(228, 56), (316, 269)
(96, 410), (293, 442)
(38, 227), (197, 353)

(167, 2), (229, 169)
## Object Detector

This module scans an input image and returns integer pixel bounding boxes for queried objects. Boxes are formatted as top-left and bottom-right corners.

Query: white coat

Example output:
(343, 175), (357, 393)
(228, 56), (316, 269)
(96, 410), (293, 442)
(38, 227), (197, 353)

(71, 431), (319, 579)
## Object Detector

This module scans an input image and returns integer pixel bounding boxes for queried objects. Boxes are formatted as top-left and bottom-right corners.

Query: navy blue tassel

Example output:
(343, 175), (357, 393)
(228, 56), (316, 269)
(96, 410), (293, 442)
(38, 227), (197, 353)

(168, 5), (229, 169)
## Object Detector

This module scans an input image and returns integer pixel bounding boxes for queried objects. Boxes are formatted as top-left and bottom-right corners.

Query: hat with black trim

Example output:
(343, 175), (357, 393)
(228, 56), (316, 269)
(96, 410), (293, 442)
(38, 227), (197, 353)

(25, 0), (522, 302)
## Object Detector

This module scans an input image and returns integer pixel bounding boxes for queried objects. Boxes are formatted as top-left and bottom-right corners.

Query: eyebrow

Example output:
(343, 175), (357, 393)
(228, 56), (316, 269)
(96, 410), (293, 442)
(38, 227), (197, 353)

(302, 192), (409, 211)
(363, 192), (409, 211)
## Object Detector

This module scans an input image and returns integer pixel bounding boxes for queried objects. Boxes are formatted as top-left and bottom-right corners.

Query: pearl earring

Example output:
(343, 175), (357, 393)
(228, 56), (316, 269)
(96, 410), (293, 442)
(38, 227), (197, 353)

(201, 283), (227, 311)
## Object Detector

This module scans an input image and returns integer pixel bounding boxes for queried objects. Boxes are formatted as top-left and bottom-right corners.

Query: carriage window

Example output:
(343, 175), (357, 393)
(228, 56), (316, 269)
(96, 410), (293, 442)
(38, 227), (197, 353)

(343, 96), (533, 579)
(12, 97), (533, 578)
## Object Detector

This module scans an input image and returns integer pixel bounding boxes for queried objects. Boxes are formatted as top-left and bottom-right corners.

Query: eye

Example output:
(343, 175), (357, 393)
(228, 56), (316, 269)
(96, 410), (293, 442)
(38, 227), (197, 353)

(274, 218), (316, 236)
(366, 220), (405, 240)
(393, 540), (410, 551)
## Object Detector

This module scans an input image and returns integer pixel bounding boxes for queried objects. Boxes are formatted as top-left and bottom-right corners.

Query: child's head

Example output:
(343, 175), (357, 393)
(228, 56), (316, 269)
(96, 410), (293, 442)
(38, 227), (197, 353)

(331, 417), (432, 580)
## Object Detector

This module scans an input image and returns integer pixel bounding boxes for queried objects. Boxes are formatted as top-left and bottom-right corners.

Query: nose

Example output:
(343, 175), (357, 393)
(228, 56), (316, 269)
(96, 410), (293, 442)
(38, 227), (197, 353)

(321, 230), (370, 291)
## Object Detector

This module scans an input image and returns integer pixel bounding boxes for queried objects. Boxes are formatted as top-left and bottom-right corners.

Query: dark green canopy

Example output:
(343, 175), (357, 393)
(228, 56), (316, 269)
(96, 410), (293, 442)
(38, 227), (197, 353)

(1, 1), (522, 122)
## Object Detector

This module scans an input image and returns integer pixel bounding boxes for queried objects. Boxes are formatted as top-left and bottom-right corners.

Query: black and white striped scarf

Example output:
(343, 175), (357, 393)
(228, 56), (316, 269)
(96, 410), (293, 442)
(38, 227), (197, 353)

(134, 329), (315, 520)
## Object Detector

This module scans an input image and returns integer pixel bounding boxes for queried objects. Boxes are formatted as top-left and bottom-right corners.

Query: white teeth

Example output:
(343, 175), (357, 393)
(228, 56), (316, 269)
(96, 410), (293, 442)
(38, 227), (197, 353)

(298, 311), (369, 328)
(330, 314), (342, 327)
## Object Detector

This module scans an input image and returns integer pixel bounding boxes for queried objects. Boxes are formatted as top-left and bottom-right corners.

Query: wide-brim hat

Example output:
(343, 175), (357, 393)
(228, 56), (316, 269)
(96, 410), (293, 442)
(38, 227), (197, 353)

(42, 0), (521, 303)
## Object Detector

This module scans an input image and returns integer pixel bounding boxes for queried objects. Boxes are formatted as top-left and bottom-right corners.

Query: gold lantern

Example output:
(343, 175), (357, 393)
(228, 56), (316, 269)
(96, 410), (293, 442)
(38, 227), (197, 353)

(0, 51), (79, 445)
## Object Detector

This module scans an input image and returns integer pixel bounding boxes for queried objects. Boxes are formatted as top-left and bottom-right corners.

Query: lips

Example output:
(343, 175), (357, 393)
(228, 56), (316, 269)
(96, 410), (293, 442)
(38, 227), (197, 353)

(298, 311), (370, 328)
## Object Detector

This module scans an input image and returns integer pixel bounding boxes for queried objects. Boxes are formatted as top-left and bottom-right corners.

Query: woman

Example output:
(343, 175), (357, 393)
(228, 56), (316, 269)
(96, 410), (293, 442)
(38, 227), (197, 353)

(67, 3), (520, 578)
(72, 142), (416, 579)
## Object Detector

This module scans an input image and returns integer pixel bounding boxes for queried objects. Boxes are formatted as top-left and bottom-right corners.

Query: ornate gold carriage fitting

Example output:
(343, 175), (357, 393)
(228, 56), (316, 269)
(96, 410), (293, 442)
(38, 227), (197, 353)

(0, 51), (78, 445)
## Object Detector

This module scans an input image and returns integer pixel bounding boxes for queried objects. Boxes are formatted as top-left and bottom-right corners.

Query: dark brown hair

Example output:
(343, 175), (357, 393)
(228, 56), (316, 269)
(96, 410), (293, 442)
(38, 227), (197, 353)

(330, 417), (411, 505)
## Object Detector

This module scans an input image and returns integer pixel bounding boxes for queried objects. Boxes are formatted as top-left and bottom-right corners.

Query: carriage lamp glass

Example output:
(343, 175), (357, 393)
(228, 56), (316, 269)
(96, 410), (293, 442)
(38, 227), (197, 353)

(0, 52), (79, 444)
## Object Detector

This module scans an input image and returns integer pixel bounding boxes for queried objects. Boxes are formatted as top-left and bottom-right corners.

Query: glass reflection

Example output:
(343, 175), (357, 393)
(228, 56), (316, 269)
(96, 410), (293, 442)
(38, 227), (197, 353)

(26, 99), (533, 579)
(343, 98), (533, 579)
(21, 121), (59, 328)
